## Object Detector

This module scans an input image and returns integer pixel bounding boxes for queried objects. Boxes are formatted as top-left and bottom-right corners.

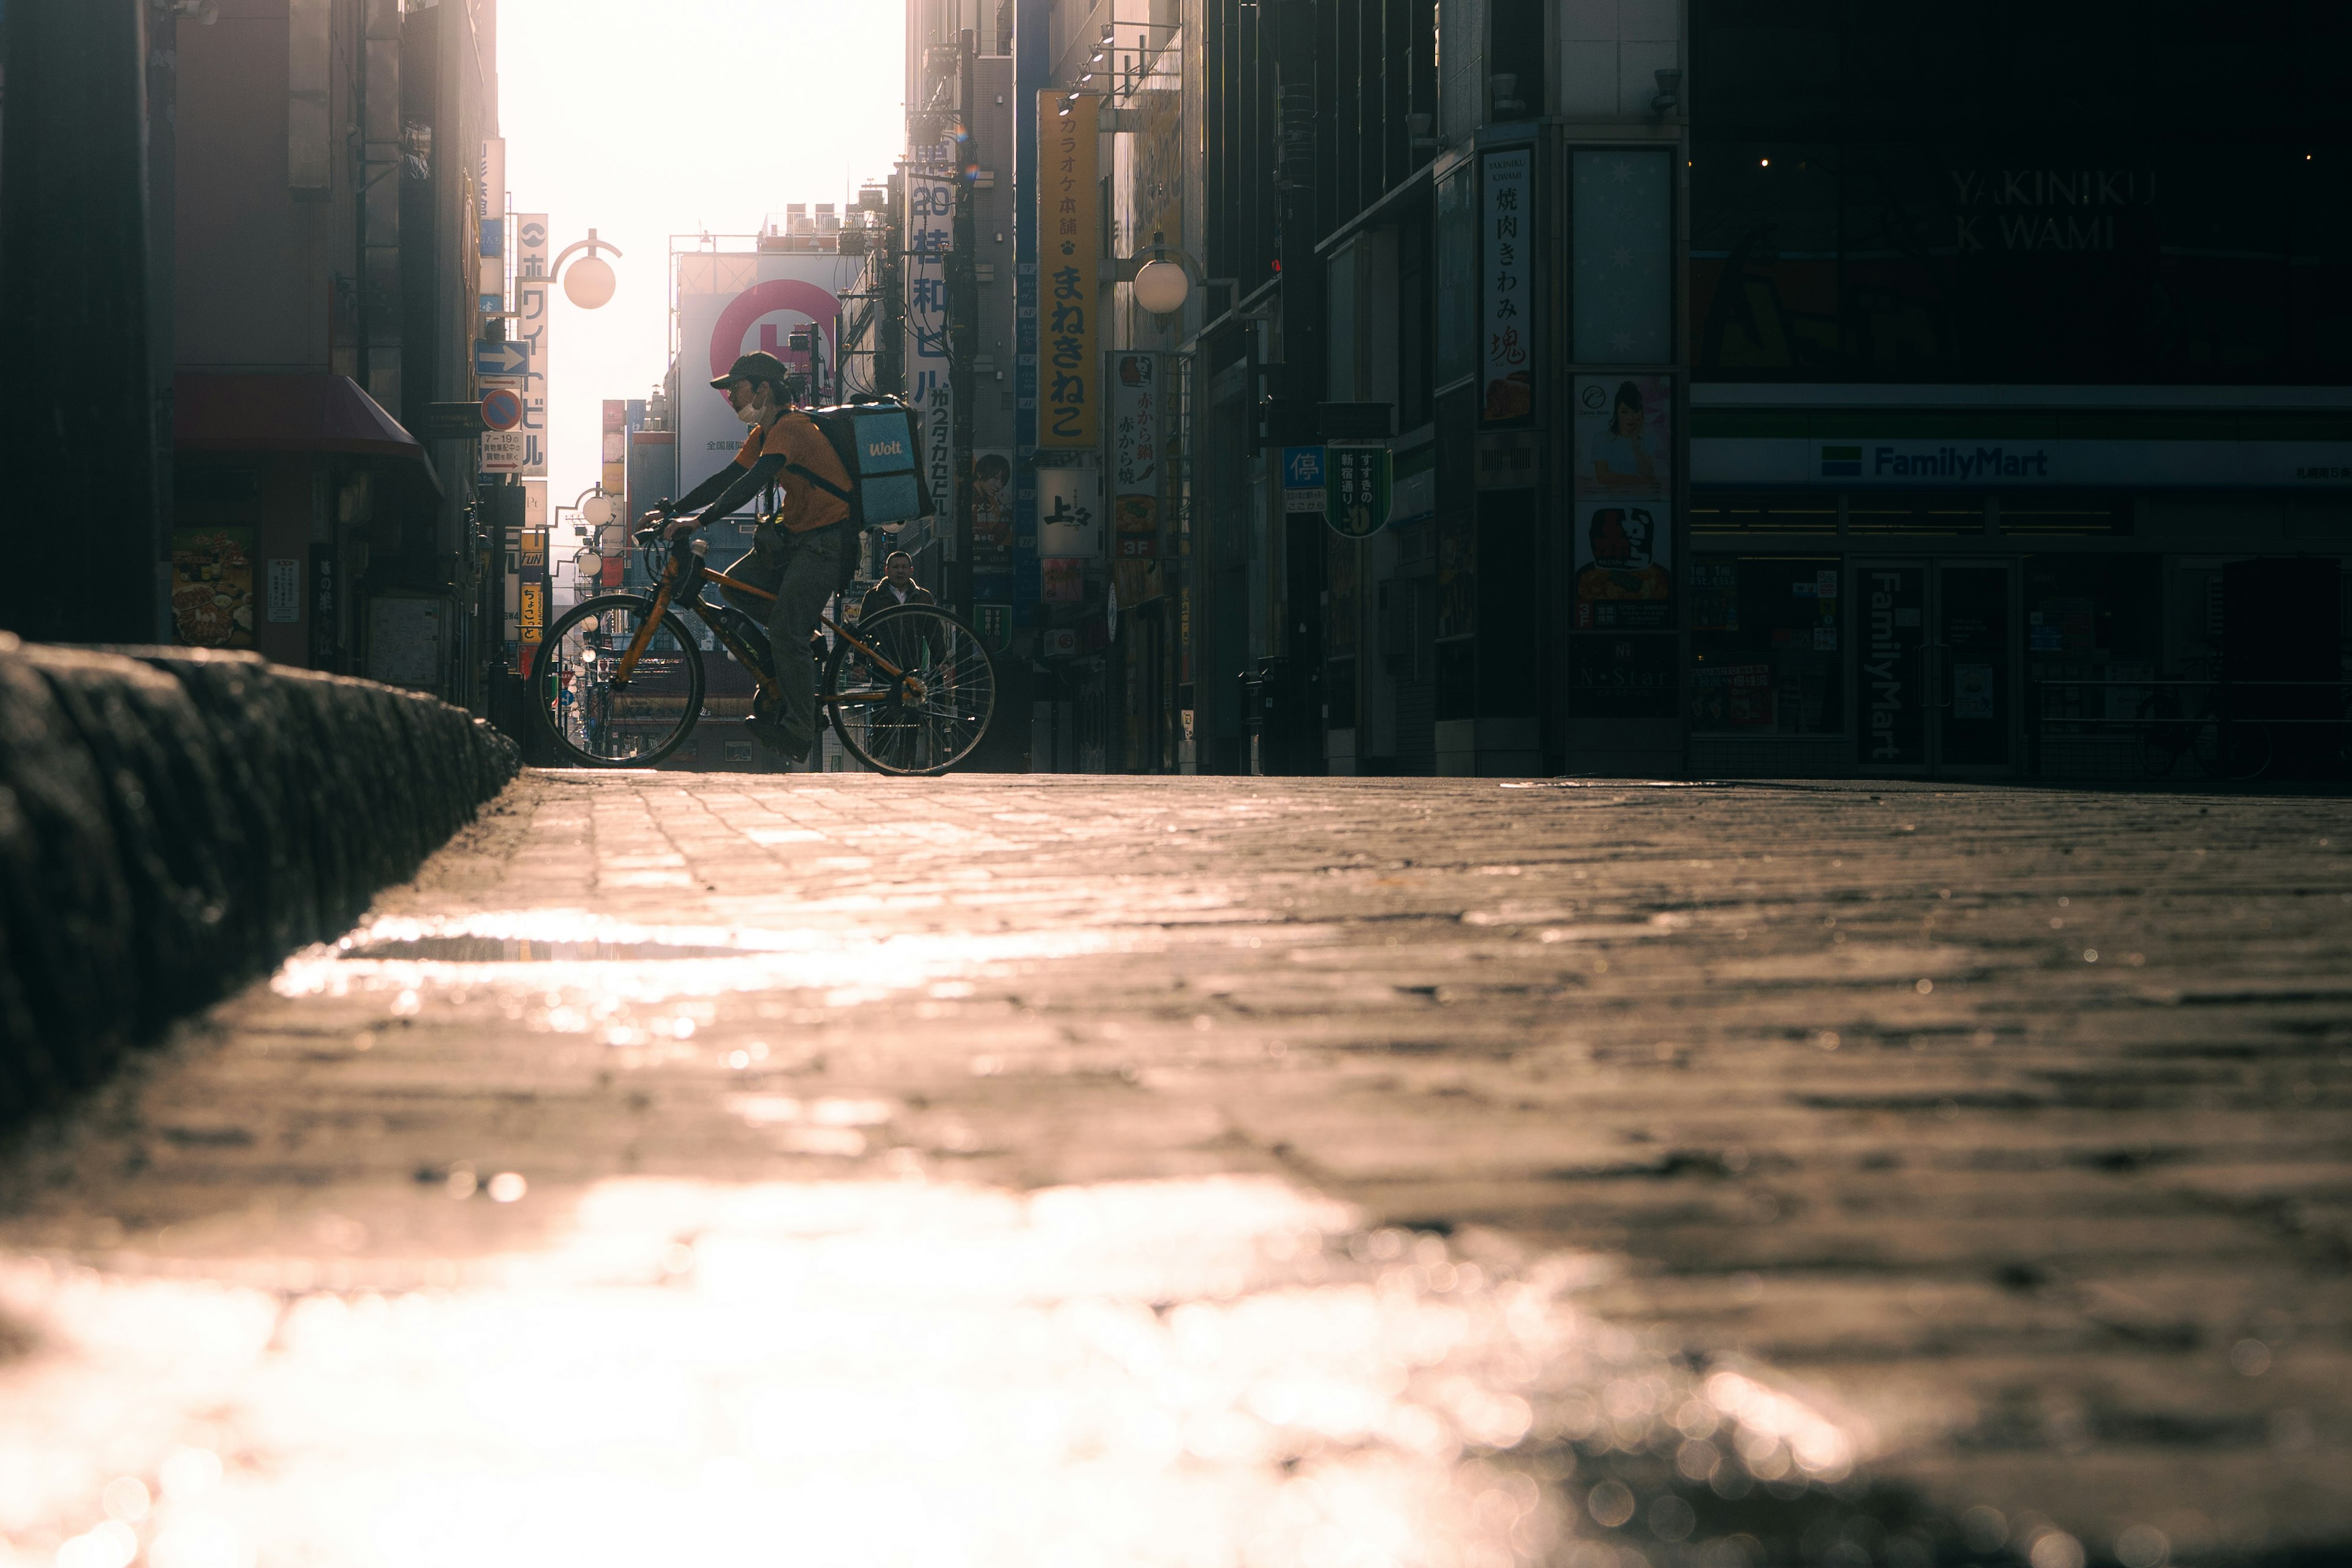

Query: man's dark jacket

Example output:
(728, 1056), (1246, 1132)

(856, 579), (935, 625)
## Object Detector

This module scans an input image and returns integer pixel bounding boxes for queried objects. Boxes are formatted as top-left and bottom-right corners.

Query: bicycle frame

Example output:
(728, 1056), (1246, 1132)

(603, 539), (916, 708)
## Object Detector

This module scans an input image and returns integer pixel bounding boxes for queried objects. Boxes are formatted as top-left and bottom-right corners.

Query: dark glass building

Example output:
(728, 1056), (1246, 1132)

(1686, 1), (2352, 778)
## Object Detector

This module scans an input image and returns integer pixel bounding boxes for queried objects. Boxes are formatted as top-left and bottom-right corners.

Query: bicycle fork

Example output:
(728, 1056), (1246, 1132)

(610, 541), (703, 687)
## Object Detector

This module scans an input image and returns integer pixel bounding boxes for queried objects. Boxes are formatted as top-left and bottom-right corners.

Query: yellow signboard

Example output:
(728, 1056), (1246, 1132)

(1038, 92), (1099, 448)
(519, 581), (545, 643)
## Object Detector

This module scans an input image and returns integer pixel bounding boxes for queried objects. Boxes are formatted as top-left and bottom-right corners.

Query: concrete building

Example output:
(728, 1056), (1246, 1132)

(168, 0), (503, 704)
(997, 1), (2352, 781)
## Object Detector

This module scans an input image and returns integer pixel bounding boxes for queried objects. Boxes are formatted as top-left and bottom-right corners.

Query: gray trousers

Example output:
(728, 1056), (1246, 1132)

(719, 523), (851, 750)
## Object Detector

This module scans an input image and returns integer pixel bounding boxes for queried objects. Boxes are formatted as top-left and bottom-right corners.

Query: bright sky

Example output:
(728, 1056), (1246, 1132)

(500, 0), (906, 526)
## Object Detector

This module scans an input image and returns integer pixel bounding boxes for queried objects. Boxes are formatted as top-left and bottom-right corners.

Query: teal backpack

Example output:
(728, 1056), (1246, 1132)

(781, 399), (933, 529)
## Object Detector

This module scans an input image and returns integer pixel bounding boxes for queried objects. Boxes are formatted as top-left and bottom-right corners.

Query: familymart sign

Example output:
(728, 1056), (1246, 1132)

(1694, 437), (2352, 489)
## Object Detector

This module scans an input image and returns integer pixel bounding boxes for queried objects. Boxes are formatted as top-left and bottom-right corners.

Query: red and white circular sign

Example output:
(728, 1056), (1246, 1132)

(480, 387), (525, 432)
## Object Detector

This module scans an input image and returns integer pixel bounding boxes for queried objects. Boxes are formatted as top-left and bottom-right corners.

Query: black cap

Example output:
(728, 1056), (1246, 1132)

(710, 350), (791, 391)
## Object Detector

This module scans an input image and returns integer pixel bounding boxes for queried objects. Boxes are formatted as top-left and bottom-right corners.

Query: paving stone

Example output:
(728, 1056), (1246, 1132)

(0, 772), (2348, 1566)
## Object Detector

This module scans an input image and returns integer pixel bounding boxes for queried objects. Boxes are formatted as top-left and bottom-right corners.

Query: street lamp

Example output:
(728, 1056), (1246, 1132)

(484, 230), (624, 319)
(551, 230), (622, 309)
(1115, 230), (1206, 317)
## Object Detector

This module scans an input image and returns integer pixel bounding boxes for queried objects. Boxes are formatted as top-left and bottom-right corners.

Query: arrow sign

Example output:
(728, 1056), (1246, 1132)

(480, 387), (524, 431)
(474, 339), (531, 378)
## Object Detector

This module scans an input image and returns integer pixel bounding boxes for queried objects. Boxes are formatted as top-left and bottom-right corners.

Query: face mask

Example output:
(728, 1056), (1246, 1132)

(734, 397), (764, 427)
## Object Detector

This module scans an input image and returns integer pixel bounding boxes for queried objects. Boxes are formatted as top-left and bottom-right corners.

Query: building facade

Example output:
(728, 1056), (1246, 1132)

(907, 1), (2349, 779)
(168, 0), (503, 706)
(1684, 1), (2352, 780)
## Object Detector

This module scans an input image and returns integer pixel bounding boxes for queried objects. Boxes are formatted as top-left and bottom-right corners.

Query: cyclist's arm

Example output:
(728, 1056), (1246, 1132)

(688, 453), (789, 531)
(669, 459), (746, 516)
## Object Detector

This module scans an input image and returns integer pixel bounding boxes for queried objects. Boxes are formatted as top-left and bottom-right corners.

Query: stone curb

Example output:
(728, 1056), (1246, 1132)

(0, 633), (519, 1122)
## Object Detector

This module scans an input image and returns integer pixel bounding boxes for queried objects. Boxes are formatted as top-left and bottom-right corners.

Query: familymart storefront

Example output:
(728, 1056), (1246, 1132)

(1685, 388), (2352, 780)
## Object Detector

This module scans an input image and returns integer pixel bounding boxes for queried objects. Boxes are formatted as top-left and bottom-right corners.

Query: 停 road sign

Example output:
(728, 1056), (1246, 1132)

(474, 339), (531, 379)
(1281, 445), (1326, 515)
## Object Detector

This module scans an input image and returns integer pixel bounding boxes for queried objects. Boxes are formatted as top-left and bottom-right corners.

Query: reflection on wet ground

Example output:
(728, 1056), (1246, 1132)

(337, 937), (744, 963)
(10, 769), (2344, 1568)
(0, 1173), (2053, 1568)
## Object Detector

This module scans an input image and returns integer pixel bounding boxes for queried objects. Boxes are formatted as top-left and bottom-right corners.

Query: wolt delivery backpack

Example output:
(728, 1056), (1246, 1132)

(780, 399), (935, 530)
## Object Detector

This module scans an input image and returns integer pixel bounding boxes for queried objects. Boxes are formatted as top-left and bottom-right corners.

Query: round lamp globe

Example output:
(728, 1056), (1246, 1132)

(563, 254), (617, 309)
(1132, 257), (1189, 315)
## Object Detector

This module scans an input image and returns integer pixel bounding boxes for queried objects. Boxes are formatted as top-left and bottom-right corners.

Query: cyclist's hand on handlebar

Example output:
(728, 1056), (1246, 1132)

(662, 514), (699, 542)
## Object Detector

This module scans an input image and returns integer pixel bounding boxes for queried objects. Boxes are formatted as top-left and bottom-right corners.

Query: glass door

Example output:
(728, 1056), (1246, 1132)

(1852, 560), (2016, 777)
(1932, 561), (2015, 774)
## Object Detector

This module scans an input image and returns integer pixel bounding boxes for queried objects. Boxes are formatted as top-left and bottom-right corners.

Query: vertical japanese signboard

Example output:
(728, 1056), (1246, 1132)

(518, 526), (548, 678)
(1480, 149), (1532, 423)
(1038, 463), (1101, 603)
(1108, 352), (1161, 559)
(512, 214), (551, 477)
(477, 138), (505, 315)
(1038, 93), (1099, 449)
(1324, 444), (1393, 538)
(601, 399), (627, 499)
(906, 134), (957, 545)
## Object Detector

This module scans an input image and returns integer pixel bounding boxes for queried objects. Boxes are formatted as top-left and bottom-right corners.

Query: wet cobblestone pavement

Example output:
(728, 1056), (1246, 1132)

(2, 773), (2348, 1568)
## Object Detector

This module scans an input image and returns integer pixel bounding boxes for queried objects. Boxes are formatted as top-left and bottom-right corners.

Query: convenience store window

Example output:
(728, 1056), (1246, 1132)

(1690, 556), (1845, 734)
(1691, 492), (1838, 536)
(2023, 555), (2162, 730)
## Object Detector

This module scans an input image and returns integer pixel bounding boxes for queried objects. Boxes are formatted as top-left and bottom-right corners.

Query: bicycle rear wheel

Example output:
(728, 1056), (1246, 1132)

(2192, 718), (2272, 782)
(537, 594), (707, 767)
(823, 604), (997, 775)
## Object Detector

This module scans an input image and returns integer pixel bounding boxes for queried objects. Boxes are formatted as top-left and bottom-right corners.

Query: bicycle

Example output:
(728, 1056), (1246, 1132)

(2135, 684), (2272, 782)
(533, 515), (997, 775)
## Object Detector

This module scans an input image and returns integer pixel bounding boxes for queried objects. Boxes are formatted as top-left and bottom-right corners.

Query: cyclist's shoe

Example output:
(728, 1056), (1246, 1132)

(747, 689), (813, 764)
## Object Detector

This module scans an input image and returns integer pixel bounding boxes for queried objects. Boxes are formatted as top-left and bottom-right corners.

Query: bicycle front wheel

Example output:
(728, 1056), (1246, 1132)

(823, 604), (997, 775)
(537, 594), (707, 767)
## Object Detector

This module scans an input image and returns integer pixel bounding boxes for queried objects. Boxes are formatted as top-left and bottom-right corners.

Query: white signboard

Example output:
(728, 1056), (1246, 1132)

(266, 558), (301, 624)
(676, 250), (865, 500)
(1037, 461), (1102, 557)
(522, 479), (548, 530)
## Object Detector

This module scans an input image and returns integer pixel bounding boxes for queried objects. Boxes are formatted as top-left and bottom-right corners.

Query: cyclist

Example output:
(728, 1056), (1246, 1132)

(654, 349), (854, 762)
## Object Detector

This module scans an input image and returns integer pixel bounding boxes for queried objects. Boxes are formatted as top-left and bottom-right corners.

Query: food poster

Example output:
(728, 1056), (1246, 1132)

(1570, 501), (1671, 628)
(1572, 375), (1673, 628)
(170, 528), (255, 648)
(1041, 557), (1085, 605)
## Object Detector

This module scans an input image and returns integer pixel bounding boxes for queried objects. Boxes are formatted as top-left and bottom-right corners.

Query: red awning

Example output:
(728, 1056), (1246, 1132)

(175, 374), (438, 484)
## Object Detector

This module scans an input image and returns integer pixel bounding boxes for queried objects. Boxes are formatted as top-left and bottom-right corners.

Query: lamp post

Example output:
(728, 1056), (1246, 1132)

(1114, 230), (1207, 318)
(484, 230), (623, 324)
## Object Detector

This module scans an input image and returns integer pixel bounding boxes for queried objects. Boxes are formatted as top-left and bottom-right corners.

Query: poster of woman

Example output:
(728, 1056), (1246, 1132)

(1574, 375), (1670, 498)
